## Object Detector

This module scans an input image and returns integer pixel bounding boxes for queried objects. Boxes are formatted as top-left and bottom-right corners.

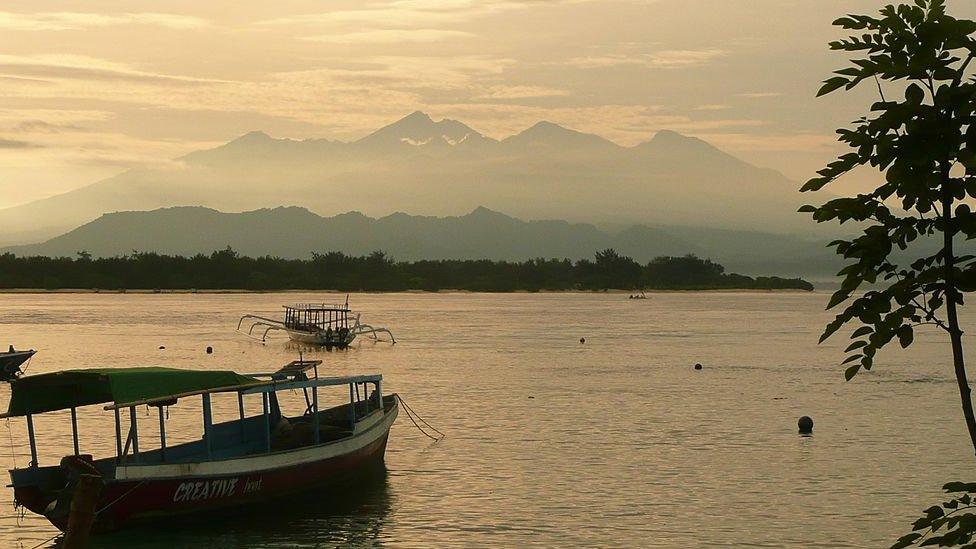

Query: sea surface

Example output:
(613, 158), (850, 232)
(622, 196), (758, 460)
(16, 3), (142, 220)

(0, 291), (973, 548)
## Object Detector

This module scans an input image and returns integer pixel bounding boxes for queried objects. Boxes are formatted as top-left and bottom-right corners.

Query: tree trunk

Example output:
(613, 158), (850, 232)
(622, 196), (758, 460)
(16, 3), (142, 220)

(942, 187), (976, 456)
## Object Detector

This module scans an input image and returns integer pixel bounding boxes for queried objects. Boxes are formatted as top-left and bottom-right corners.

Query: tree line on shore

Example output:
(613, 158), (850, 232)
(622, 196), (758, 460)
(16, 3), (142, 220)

(0, 248), (814, 292)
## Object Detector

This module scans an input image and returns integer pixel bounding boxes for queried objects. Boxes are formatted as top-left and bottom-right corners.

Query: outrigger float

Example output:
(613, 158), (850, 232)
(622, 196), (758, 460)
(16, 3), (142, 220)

(4, 360), (398, 533)
(238, 302), (395, 348)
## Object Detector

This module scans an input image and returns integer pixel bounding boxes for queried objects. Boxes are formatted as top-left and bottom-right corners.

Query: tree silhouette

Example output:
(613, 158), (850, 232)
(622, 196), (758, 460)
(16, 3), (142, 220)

(0, 249), (811, 292)
(802, 1), (976, 546)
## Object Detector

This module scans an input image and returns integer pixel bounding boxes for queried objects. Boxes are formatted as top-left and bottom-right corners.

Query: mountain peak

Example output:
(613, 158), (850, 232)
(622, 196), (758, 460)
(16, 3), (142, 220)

(522, 120), (575, 135)
(356, 111), (489, 148)
(402, 110), (433, 123)
(231, 130), (274, 144)
(637, 129), (729, 157)
(468, 205), (507, 217)
(504, 121), (619, 150)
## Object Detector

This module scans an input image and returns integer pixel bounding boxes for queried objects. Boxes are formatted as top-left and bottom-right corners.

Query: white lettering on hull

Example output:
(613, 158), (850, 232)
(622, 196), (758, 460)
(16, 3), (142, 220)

(172, 478), (239, 503)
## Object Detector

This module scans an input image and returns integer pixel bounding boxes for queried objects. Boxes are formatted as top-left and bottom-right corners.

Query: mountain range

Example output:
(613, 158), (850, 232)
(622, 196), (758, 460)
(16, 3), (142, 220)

(2, 206), (839, 278)
(0, 111), (824, 246)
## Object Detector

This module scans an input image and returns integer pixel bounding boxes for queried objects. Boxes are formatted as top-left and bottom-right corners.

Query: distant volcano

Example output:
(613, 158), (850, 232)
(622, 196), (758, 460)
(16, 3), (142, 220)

(0, 111), (822, 247)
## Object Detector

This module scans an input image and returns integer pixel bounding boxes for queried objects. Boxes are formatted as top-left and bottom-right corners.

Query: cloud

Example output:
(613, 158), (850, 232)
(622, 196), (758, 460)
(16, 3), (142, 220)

(12, 120), (86, 133)
(0, 54), (224, 86)
(303, 29), (474, 44)
(694, 104), (731, 111)
(0, 138), (38, 149)
(0, 11), (208, 31)
(691, 132), (835, 153)
(567, 49), (727, 69)
(261, 1), (531, 28)
(477, 85), (570, 99)
(737, 92), (784, 98)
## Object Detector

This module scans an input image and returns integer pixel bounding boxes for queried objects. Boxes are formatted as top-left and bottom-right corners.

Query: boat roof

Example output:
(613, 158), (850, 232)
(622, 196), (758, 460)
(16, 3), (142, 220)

(2, 367), (385, 417)
(284, 303), (350, 312)
(3, 367), (261, 417)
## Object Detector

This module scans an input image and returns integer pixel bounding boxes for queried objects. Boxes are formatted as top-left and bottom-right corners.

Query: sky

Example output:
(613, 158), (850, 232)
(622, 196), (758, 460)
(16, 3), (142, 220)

(1, 0), (974, 210)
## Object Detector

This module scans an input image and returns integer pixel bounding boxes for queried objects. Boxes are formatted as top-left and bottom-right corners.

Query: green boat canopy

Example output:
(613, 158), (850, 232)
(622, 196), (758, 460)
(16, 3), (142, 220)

(4, 367), (262, 417)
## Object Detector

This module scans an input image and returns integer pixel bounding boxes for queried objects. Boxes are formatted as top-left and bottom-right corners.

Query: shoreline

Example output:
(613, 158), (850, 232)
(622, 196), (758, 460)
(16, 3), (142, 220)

(0, 288), (817, 295)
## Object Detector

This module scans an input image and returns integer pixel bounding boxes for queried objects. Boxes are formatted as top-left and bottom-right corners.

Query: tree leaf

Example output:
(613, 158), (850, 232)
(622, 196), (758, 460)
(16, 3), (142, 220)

(897, 325), (915, 348)
(818, 76), (850, 97)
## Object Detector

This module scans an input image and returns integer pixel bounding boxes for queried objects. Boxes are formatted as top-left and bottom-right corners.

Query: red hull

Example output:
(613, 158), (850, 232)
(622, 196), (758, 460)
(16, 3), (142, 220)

(28, 431), (391, 533)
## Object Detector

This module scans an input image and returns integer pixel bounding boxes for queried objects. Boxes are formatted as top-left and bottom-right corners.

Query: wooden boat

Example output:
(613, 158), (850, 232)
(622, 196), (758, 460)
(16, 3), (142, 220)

(0, 347), (35, 381)
(4, 360), (398, 533)
(238, 301), (395, 348)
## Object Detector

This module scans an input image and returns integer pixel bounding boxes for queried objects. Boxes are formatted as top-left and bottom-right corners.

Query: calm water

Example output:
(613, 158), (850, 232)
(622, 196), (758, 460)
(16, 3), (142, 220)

(0, 291), (973, 548)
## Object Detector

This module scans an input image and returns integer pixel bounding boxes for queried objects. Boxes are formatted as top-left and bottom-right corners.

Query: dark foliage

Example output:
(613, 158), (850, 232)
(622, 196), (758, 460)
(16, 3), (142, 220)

(802, 1), (976, 546)
(0, 248), (812, 292)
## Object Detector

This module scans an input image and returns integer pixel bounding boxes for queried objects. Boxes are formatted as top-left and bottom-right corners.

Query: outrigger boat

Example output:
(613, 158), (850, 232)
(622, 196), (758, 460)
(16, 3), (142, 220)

(4, 360), (398, 533)
(238, 302), (395, 348)
(0, 346), (35, 381)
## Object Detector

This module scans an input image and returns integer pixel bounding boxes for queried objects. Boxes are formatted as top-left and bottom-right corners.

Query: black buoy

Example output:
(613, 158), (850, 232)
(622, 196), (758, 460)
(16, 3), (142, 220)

(694, 363), (703, 370)
(579, 337), (586, 344)
(798, 416), (814, 435)
(206, 346), (213, 355)
(158, 346), (165, 350)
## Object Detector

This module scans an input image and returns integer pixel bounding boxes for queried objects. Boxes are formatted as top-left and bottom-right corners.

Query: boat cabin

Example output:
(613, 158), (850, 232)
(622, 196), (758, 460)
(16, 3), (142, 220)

(283, 304), (352, 335)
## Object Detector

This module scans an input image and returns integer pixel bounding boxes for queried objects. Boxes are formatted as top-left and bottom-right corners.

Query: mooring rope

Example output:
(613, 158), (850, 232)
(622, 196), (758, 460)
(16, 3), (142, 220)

(94, 479), (147, 517)
(396, 394), (444, 440)
(397, 394), (445, 437)
(27, 532), (60, 549)
(400, 403), (439, 441)
(5, 418), (16, 469)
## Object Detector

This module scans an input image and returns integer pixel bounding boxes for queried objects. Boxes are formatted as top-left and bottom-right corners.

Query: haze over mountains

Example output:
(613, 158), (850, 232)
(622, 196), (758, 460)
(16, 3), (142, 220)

(0, 112), (821, 247)
(3, 206), (838, 278)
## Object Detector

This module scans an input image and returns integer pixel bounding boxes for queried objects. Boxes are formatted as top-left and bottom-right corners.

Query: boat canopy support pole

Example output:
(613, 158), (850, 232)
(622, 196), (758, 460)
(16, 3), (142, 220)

(158, 406), (167, 462)
(70, 407), (79, 456)
(312, 383), (320, 444)
(114, 409), (122, 461)
(238, 392), (246, 441)
(203, 393), (213, 459)
(128, 406), (139, 463)
(348, 383), (356, 426)
(262, 392), (271, 453)
(312, 363), (320, 444)
(26, 414), (37, 467)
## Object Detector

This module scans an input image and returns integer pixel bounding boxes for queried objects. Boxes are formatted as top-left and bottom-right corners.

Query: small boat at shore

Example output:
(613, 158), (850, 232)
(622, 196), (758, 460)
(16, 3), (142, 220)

(4, 360), (398, 533)
(238, 301), (395, 348)
(0, 346), (35, 381)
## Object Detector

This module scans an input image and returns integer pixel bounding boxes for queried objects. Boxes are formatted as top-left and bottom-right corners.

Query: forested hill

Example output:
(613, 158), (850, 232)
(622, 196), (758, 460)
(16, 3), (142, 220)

(2, 206), (838, 278)
(0, 248), (814, 292)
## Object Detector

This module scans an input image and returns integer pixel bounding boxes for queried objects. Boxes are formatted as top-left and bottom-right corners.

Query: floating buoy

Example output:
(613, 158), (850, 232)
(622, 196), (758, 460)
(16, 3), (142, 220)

(694, 363), (703, 370)
(158, 346), (165, 350)
(579, 337), (586, 344)
(798, 416), (813, 435)
(206, 346), (213, 355)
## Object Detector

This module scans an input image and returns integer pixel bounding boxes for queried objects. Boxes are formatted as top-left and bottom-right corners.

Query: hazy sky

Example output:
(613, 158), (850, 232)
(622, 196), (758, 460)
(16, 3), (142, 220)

(1, 0), (973, 210)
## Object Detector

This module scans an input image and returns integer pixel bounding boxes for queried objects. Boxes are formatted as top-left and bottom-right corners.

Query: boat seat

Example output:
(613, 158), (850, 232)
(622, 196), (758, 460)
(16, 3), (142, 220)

(271, 418), (352, 451)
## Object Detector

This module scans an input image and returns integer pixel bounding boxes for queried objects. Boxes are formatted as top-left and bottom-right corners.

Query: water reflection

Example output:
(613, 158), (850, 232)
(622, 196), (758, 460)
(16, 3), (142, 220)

(90, 467), (393, 549)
